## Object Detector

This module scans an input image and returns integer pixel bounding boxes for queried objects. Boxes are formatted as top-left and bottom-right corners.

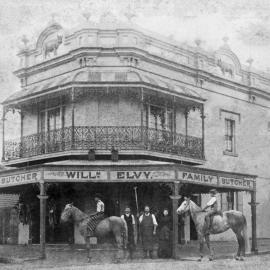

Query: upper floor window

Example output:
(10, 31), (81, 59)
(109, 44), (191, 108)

(224, 118), (236, 154)
(145, 104), (173, 132)
(220, 109), (240, 157)
(39, 106), (64, 134)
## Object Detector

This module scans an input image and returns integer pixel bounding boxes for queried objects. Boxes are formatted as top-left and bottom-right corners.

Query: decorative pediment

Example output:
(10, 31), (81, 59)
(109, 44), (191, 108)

(214, 38), (241, 77)
(36, 23), (64, 59)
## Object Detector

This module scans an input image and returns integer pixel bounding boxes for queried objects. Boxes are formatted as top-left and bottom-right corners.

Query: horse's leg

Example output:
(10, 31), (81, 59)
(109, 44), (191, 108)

(238, 234), (245, 261)
(205, 234), (214, 261)
(113, 231), (123, 264)
(86, 236), (91, 263)
(231, 227), (244, 261)
(198, 234), (204, 262)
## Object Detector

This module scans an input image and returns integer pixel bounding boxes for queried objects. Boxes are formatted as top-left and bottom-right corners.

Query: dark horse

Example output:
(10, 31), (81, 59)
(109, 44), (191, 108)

(177, 197), (249, 261)
(61, 204), (128, 262)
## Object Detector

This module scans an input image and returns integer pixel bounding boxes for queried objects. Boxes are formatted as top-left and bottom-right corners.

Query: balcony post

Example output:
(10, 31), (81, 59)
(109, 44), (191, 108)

(71, 88), (75, 149)
(200, 105), (205, 159)
(172, 96), (176, 144)
(20, 110), (24, 157)
(1, 108), (6, 161)
(140, 88), (144, 147)
(184, 108), (189, 146)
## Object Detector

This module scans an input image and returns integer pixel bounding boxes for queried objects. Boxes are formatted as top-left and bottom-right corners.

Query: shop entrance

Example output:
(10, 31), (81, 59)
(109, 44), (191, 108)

(45, 181), (174, 244)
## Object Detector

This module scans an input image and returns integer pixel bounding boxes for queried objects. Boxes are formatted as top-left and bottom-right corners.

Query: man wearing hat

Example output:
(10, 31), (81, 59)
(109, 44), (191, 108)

(121, 206), (136, 259)
(87, 194), (105, 235)
(94, 194), (105, 215)
(202, 189), (219, 233)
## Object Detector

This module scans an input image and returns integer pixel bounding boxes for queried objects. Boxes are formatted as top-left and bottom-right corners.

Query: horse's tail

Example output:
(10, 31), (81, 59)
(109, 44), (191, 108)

(121, 219), (128, 249)
(242, 215), (250, 254)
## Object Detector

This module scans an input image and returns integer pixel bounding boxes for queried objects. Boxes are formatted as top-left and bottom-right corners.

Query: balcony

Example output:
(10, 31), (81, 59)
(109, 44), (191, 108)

(3, 126), (204, 163)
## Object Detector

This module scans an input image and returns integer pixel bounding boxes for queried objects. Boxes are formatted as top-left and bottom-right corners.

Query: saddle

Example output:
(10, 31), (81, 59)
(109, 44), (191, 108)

(87, 212), (104, 236)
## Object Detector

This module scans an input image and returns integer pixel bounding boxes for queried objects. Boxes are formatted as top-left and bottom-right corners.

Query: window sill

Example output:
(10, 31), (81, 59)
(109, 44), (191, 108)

(223, 151), (238, 157)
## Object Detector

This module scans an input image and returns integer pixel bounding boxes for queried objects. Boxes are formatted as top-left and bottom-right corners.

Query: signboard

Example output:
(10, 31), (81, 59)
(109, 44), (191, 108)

(178, 171), (218, 186)
(110, 170), (175, 181)
(0, 168), (253, 191)
(44, 170), (108, 181)
(0, 171), (41, 187)
(218, 177), (254, 190)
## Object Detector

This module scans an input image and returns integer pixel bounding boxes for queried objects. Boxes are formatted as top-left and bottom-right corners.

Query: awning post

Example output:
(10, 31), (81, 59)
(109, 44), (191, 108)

(37, 180), (48, 259)
(170, 181), (181, 259)
(249, 189), (258, 254)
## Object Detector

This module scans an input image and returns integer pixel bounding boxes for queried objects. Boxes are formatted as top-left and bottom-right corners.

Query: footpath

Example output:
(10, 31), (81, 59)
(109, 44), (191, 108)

(0, 239), (270, 267)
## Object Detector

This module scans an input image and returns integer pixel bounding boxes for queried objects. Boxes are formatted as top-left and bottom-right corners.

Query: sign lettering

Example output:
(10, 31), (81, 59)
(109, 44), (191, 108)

(178, 171), (218, 186)
(0, 172), (41, 187)
(111, 170), (175, 181)
(44, 170), (108, 181)
(219, 177), (254, 190)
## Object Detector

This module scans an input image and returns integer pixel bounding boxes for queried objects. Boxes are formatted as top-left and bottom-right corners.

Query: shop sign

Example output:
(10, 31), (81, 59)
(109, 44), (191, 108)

(110, 170), (175, 181)
(44, 170), (108, 181)
(0, 171), (41, 187)
(219, 177), (254, 190)
(178, 171), (218, 186)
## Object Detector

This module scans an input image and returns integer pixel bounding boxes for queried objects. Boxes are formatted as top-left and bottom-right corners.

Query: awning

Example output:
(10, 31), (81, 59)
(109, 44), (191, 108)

(3, 70), (205, 105)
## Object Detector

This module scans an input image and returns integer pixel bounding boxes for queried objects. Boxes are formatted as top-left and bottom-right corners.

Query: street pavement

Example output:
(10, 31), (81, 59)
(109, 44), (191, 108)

(1, 254), (270, 270)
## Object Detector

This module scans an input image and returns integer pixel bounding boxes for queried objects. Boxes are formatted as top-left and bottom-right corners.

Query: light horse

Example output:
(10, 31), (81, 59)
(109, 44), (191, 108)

(177, 197), (249, 261)
(61, 203), (128, 263)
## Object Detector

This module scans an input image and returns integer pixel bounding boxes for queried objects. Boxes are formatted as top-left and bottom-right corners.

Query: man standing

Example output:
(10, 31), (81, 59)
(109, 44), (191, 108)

(121, 206), (136, 259)
(139, 205), (158, 259)
(202, 189), (219, 233)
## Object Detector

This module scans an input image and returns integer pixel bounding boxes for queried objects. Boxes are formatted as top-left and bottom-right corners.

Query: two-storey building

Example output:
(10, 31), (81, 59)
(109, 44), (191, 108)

(1, 14), (267, 258)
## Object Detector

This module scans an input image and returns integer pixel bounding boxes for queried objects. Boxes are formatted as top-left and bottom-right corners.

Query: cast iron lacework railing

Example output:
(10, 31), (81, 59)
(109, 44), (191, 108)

(4, 126), (204, 161)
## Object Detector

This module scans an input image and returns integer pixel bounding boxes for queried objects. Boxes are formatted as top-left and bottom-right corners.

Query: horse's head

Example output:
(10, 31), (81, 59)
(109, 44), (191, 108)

(177, 197), (191, 215)
(60, 203), (74, 223)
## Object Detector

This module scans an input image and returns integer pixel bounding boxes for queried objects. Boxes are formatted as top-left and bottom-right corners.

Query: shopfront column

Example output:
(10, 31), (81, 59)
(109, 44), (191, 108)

(250, 187), (258, 253)
(170, 181), (181, 259)
(37, 180), (48, 259)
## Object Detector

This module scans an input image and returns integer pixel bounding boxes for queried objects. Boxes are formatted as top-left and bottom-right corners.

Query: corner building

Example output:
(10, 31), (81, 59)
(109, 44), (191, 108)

(1, 16), (268, 257)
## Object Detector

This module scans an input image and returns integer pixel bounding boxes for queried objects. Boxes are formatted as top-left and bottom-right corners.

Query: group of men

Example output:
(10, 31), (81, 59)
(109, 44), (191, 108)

(93, 194), (159, 259)
(93, 189), (219, 259)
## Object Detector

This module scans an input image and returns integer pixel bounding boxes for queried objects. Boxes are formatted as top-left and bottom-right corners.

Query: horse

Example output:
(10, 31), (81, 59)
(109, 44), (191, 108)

(177, 197), (249, 261)
(60, 203), (128, 263)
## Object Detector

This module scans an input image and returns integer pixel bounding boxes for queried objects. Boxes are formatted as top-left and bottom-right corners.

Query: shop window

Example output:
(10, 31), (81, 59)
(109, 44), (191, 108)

(224, 118), (237, 156)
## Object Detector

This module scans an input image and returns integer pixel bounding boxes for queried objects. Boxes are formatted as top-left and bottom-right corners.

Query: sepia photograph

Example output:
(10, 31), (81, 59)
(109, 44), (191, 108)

(0, 0), (270, 269)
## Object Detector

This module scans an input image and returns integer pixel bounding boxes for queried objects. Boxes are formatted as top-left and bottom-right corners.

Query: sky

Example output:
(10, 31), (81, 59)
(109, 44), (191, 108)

(0, 0), (270, 102)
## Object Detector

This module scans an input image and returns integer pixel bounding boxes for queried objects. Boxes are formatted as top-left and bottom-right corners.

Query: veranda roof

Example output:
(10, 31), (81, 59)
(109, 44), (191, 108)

(3, 70), (205, 106)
